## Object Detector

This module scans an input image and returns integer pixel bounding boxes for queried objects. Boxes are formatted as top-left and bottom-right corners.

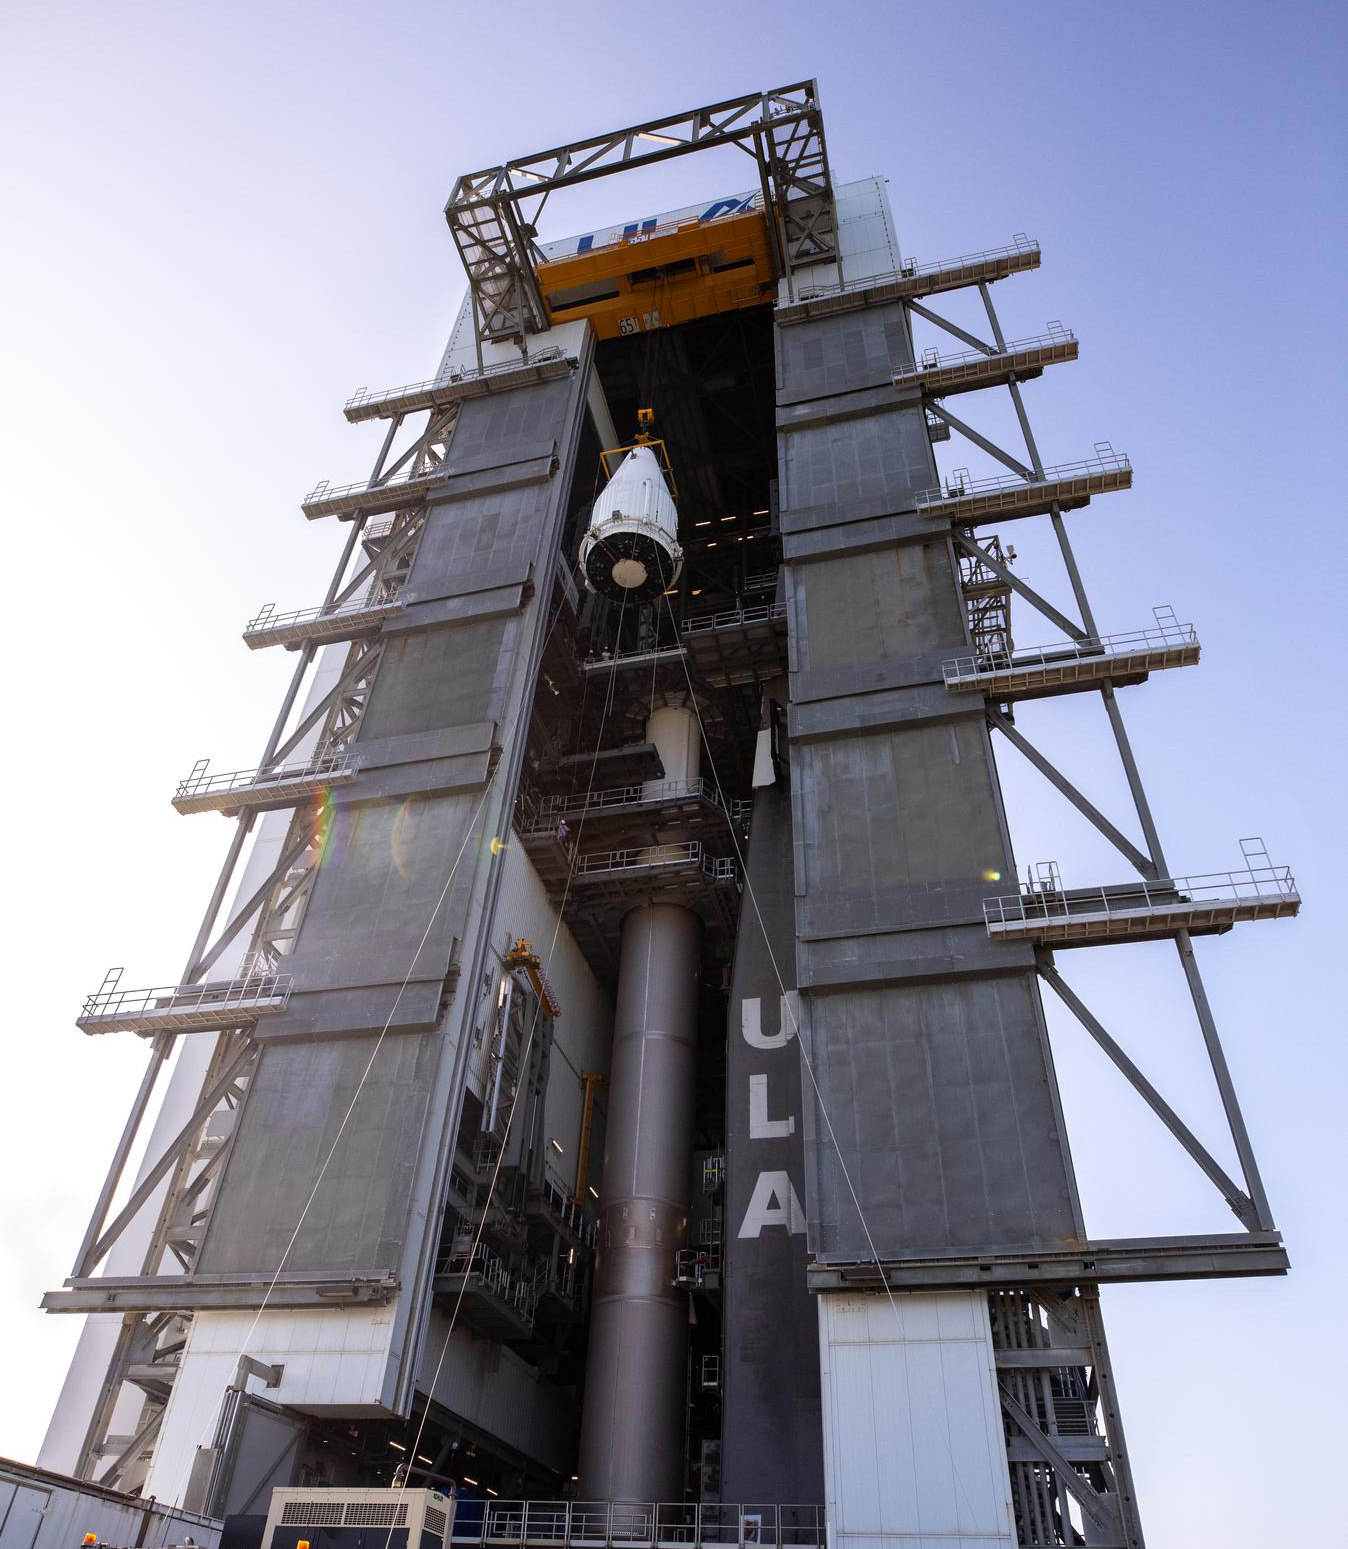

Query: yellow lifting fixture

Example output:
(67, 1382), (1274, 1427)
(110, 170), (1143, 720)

(574, 1070), (608, 1207)
(504, 938), (562, 1019)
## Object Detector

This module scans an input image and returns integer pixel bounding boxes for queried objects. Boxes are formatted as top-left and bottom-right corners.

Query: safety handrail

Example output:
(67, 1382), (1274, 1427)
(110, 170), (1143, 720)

(344, 346), (571, 413)
(894, 327), (1075, 379)
(682, 601), (787, 636)
(983, 864), (1298, 927)
(174, 748), (353, 801)
(80, 971), (292, 1022)
(533, 779), (728, 822)
(455, 1501), (827, 1548)
(304, 464), (446, 508)
(943, 621), (1197, 685)
(245, 588), (401, 636)
(915, 449), (1130, 507)
(786, 236), (1040, 306)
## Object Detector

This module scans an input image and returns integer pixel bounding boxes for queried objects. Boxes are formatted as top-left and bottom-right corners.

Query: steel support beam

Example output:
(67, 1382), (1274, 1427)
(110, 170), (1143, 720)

(1173, 929), (1276, 1231)
(906, 298), (997, 356)
(192, 829), (315, 981)
(998, 1383), (1116, 1535)
(953, 532), (1088, 641)
(925, 401), (1033, 479)
(1038, 961), (1258, 1228)
(988, 708), (1155, 877)
(78, 1042), (258, 1276)
(805, 1232), (1288, 1292)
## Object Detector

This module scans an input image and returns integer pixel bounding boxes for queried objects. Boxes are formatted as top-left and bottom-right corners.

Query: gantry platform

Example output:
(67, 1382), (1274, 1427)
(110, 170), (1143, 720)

(519, 780), (740, 880)
(673, 1243), (723, 1293)
(894, 330), (1078, 397)
(775, 238), (1041, 325)
(172, 751), (355, 816)
(554, 741), (664, 784)
(243, 593), (403, 651)
(302, 467), (445, 521)
(944, 620), (1200, 701)
(914, 450), (1132, 526)
(77, 970), (292, 1036)
(984, 865), (1300, 947)
(570, 841), (737, 893)
(680, 600), (788, 687)
(581, 644), (688, 676)
(433, 1247), (536, 1343)
(343, 347), (575, 423)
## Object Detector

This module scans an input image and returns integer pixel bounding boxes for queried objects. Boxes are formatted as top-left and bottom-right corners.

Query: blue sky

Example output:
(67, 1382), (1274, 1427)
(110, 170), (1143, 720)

(1, 3), (1343, 1543)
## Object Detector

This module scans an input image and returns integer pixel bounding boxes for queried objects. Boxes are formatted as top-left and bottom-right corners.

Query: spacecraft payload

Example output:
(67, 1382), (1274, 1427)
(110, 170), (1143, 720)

(579, 443), (683, 601)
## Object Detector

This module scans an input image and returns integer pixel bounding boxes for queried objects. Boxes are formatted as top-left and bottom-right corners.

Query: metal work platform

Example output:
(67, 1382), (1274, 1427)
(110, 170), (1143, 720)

(243, 593), (403, 651)
(680, 601), (787, 687)
(674, 1243), (723, 1292)
(343, 347), (575, 423)
(302, 466), (446, 521)
(915, 448), (1132, 526)
(570, 841), (737, 892)
(520, 782), (740, 880)
(582, 644), (688, 676)
(172, 750), (355, 816)
(776, 237), (1041, 324)
(451, 1501), (825, 1549)
(944, 615), (1200, 700)
(433, 1245), (536, 1342)
(554, 741), (664, 784)
(984, 860), (1300, 946)
(894, 329), (1078, 397)
(77, 968), (292, 1036)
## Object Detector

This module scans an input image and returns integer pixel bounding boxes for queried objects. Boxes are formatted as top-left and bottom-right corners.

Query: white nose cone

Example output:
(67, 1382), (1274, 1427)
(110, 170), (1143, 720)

(580, 445), (684, 601)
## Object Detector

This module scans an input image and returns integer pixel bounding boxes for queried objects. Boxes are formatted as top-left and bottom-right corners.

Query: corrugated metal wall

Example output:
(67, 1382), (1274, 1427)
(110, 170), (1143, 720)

(817, 1293), (1013, 1549)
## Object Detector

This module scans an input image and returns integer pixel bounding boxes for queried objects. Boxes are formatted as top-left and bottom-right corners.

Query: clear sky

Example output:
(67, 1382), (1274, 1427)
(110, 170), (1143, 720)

(1, 2), (1343, 1543)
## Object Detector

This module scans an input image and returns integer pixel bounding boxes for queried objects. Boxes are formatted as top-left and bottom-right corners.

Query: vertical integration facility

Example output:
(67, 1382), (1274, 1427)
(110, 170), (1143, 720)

(40, 84), (1299, 1549)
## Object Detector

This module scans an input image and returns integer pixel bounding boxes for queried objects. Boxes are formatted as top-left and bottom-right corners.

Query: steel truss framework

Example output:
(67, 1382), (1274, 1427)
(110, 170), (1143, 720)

(872, 247), (1295, 1548)
(906, 270), (1288, 1245)
(444, 82), (837, 350)
(51, 394), (448, 1487)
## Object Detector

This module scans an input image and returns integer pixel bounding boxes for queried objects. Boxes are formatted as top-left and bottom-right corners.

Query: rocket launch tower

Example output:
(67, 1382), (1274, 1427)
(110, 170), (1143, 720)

(41, 84), (1298, 1549)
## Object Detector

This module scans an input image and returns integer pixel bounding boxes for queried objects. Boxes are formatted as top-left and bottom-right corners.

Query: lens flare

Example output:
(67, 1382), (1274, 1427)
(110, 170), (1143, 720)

(313, 787), (342, 868)
(982, 867), (1002, 883)
(391, 797), (418, 882)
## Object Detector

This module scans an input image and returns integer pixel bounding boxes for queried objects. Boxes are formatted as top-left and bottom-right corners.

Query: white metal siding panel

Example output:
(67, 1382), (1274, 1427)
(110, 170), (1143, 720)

(491, 840), (613, 1193)
(144, 1306), (398, 1504)
(818, 1292), (1013, 1549)
(835, 177), (903, 282)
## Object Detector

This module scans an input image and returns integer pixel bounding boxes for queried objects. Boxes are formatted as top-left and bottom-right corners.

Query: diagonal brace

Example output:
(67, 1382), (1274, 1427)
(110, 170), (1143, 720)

(998, 1383), (1116, 1534)
(78, 1042), (258, 1276)
(1039, 960), (1259, 1229)
(266, 641), (381, 767)
(926, 401), (1033, 479)
(190, 828), (315, 981)
(907, 299), (997, 355)
(96, 1405), (163, 1489)
(953, 533), (1088, 642)
(988, 708), (1156, 878)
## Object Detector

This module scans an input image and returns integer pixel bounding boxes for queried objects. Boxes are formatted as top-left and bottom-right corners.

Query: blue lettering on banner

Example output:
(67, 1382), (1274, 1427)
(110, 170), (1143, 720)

(569, 193), (760, 256)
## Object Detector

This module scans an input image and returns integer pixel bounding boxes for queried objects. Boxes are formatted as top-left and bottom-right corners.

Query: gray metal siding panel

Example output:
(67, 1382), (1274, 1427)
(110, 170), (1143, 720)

(198, 357), (593, 1292)
(776, 300), (1081, 1265)
(197, 1031), (440, 1275)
